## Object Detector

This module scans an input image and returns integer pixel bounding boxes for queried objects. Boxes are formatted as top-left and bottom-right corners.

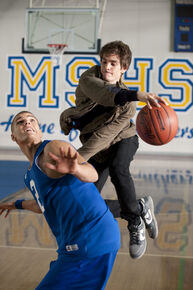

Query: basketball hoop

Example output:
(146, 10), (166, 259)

(48, 44), (68, 55)
(47, 44), (68, 65)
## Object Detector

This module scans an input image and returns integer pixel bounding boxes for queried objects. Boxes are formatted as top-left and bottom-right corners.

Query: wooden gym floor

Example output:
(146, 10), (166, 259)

(0, 150), (193, 290)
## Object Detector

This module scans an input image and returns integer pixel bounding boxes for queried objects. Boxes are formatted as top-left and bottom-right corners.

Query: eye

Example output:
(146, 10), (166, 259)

(16, 120), (24, 125)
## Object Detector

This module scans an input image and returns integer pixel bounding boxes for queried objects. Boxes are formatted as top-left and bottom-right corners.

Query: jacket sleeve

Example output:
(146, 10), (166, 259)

(77, 109), (133, 161)
(78, 66), (121, 107)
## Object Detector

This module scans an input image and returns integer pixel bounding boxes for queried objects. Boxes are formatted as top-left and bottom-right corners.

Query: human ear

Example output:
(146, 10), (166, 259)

(11, 134), (16, 142)
(121, 66), (127, 74)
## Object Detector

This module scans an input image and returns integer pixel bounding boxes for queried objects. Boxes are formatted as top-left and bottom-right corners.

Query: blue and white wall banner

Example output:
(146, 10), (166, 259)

(0, 54), (192, 154)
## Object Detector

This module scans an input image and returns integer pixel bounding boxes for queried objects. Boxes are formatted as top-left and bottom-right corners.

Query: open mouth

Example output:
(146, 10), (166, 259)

(25, 128), (34, 132)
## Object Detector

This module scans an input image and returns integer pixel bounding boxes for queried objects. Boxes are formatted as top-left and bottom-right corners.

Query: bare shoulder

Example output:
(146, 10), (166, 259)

(38, 140), (75, 177)
(44, 140), (85, 163)
(39, 140), (71, 167)
(44, 140), (71, 155)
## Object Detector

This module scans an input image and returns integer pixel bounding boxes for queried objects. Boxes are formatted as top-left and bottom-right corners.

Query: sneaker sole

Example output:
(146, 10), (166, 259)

(144, 196), (158, 239)
(129, 219), (147, 259)
(130, 239), (147, 259)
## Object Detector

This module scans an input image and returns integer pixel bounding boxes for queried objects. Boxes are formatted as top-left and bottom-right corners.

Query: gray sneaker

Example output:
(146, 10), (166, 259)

(139, 196), (158, 239)
(128, 218), (146, 259)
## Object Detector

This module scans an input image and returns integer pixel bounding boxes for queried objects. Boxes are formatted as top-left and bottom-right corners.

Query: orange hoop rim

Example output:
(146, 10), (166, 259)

(47, 44), (68, 49)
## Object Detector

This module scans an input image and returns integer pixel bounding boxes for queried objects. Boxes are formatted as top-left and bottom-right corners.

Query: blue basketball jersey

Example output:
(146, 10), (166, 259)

(24, 141), (120, 261)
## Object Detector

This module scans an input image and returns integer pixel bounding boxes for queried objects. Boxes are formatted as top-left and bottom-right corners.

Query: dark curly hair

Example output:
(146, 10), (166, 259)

(99, 41), (132, 70)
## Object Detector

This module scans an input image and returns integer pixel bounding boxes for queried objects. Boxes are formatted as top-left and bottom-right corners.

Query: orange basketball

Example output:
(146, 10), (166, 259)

(136, 102), (178, 145)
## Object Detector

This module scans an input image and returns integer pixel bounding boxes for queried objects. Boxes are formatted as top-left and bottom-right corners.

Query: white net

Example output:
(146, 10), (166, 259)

(47, 44), (67, 65)
(47, 44), (68, 55)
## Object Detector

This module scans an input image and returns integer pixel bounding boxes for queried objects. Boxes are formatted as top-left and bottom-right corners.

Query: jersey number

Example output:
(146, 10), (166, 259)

(30, 180), (45, 213)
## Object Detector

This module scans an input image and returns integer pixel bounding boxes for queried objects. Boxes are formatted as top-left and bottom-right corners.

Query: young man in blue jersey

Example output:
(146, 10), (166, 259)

(0, 111), (121, 290)
(60, 41), (167, 259)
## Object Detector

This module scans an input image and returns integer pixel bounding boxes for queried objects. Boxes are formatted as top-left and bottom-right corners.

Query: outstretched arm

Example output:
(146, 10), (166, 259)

(114, 89), (168, 109)
(136, 91), (168, 109)
(0, 199), (42, 218)
(39, 140), (98, 182)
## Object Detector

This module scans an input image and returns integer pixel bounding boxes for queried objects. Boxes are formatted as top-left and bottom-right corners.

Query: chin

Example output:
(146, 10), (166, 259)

(103, 76), (112, 83)
(106, 79), (115, 84)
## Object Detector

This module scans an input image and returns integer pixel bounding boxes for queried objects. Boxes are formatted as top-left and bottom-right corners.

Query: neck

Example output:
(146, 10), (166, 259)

(19, 140), (42, 165)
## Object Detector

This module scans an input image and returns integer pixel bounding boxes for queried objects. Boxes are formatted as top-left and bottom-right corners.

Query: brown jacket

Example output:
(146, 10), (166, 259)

(60, 65), (136, 161)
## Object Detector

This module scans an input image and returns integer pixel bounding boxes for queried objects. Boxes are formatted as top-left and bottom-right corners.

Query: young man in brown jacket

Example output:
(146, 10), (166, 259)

(60, 41), (166, 259)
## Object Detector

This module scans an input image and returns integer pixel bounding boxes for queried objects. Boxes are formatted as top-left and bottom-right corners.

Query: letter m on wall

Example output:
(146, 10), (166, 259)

(7, 56), (59, 108)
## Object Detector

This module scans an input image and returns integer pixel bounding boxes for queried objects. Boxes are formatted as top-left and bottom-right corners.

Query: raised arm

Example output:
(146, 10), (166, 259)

(39, 140), (98, 182)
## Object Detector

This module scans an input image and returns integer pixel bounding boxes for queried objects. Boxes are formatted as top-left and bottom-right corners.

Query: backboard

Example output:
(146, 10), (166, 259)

(22, 0), (107, 54)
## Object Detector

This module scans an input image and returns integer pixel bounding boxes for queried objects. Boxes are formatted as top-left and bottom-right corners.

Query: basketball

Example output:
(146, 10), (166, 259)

(136, 102), (178, 145)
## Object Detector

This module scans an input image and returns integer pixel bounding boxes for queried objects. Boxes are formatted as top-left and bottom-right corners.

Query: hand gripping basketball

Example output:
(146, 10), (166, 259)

(136, 102), (179, 145)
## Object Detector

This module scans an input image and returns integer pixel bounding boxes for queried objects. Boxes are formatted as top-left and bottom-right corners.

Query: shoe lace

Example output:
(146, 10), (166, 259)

(129, 227), (141, 245)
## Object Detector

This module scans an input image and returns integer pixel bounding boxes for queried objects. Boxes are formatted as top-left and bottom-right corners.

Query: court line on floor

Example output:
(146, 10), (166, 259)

(0, 245), (56, 251)
(1, 245), (193, 260)
(118, 251), (193, 259)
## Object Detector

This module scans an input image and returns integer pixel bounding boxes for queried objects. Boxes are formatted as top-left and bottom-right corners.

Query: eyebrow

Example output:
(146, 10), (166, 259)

(102, 58), (118, 63)
(15, 114), (35, 122)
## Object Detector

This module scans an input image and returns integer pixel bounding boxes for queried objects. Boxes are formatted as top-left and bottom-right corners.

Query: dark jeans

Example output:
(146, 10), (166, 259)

(89, 135), (141, 223)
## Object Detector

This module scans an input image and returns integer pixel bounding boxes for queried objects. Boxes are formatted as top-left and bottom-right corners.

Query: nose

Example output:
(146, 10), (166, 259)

(25, 120), (31, 125)
(105, 62), (111, 70)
